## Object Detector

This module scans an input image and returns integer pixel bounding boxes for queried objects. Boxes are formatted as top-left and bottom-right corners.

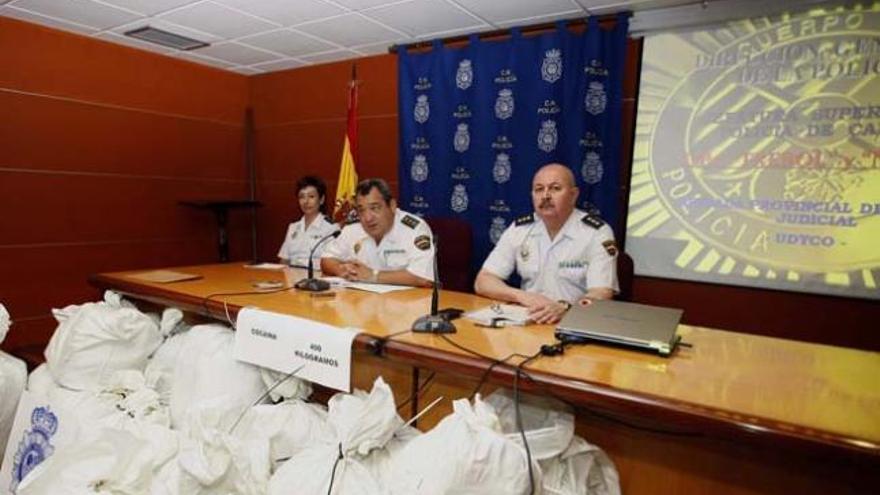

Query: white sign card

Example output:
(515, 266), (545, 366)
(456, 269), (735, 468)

(0, 391), (78, 494)
(234, 307), (360, 392)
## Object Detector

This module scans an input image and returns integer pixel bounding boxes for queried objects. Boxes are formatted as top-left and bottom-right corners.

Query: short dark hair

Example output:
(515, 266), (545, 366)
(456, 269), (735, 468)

(296, 175), (327, 213)
(355, 178), (393, 205)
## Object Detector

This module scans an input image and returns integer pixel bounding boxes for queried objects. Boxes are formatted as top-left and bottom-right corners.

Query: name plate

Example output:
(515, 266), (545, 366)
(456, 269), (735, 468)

(234, 307), (360, 392)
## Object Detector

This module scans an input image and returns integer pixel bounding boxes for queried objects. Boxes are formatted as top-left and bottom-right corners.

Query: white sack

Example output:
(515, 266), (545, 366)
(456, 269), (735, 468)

(268, 377), (404, 495)
(0, 303), (28, 457)
(485, 389), (619, 495)
(15, 428), (155, 495)
(167, 324), (266, 429)
(44, 292), (162, 391)
(237, 400), (333, 467)
(389, 395), (534, 495)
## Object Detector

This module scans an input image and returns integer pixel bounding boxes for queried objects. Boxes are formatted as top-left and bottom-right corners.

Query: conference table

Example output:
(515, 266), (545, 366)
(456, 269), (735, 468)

(89, 263), (880, 495)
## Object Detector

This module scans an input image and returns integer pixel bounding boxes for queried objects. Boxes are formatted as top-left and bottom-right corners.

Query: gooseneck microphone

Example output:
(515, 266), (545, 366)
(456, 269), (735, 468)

(295, 230), (341, 292)
(412, 234), (456, 334)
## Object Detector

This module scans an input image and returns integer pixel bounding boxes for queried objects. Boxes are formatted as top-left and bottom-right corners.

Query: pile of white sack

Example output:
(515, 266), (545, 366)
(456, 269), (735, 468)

(1, 292), (619, 495)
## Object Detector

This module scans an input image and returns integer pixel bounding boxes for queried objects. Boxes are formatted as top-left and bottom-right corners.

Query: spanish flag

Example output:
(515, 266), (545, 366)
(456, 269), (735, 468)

(334, 64), (359, 223)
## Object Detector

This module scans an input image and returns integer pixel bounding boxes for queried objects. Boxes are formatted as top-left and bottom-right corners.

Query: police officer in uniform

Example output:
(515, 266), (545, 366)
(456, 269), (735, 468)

(278, 176), (339, 267)
(475, 163), (619, 324)
(321, 178), (434, 287)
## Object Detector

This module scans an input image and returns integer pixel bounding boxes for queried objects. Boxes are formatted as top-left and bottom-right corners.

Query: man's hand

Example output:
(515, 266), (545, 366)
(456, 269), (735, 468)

(517, 292), (569, 325)
(340, 261), (372, 281)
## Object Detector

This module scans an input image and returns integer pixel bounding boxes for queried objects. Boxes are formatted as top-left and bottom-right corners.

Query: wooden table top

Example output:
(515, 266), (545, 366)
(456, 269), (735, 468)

(90, 263), (880, 460)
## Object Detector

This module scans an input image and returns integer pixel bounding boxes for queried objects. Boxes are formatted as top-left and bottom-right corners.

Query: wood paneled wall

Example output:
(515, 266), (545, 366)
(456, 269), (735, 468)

(0, 18), (251, 354)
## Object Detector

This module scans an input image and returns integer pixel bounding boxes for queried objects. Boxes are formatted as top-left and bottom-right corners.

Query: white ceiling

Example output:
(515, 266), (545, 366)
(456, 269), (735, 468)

(0, 0), (699, 74)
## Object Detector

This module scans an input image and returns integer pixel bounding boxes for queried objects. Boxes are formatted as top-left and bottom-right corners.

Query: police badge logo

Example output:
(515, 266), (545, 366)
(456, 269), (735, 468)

(519, 244), (530, 261)
(453, 123), (470, 153)
(494, 88), (514, 120)
(11, 406), (59, 492)
(585, 81), (607, 115)
(489, 216), (507, 244)
(456, 59), (473, 90)
(541, 48), (562, 83)
(537, 120), (558, 153)
(414, 94), (430, 123)
(581, 151), (604, 184)
(410, 154), (429, 182)
(493, 153), (512, 184)
(353, 241), (362, 254)
(414, 234), (431, 251)
(450, 184), (469, 213)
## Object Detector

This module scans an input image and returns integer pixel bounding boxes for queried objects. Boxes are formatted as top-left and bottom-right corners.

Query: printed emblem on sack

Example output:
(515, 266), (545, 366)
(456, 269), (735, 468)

(450, 184), (469, 213)
(495, 88), (514, 120)
(456, 59), (473, 90)
(602, 239), (619, 257)
(414, 235), (431, 251)
(414, 94), (430, 123)
(411, 154), (429, 182)
(537, 120), (558, 153)
(585, 81), (607, 115)
(454, 123), (470, 153)
(581, 151), (604, 184)
(542, 48), (563, 83)
(493, 153), (512, 184)
(489, 217), (507, 245)
(11, 407), (59, 492)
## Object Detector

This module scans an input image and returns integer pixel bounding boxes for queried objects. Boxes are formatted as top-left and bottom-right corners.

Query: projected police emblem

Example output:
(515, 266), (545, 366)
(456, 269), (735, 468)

(493, 152), (512, 183)
(582, 151), (604, 185)
(538, 120), (558, 153)
(456, 59), (473, 90)
(490, 216), (507, 244)
(414, 95), (430, 124)
(451, 184), (469, 213)
(495, 89), (515, 120)
(411, 154), (428, 182)
(633, 7), (880, 297)
(542, 49), (563, 83)
(585, 82), (607, 115)
(454, 123), (470, 153)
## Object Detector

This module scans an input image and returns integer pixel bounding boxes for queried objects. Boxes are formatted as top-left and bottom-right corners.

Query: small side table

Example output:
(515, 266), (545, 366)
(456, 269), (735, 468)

(180, 200), (262, 262)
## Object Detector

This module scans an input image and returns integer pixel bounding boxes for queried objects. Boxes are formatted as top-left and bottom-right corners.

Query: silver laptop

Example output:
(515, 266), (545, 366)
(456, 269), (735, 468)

(555, 300), (682, 356)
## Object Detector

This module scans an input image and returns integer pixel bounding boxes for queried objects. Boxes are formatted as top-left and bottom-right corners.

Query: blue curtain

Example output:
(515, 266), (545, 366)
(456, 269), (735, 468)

(399, 15), (629, 271)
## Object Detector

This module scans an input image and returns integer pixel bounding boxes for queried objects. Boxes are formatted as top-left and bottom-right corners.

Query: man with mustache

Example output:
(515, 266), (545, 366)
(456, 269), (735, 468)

(475, 163), (619, 324)
(321, 178), (434, 287)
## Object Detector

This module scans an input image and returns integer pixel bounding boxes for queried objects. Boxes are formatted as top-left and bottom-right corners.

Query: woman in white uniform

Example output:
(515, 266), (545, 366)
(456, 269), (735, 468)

(277, 176), (339, 267)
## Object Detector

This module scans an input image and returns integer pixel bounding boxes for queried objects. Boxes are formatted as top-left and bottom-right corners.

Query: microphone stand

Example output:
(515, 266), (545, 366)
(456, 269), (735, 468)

(294, 230), (341, 292)
(412, 235), (456, 334)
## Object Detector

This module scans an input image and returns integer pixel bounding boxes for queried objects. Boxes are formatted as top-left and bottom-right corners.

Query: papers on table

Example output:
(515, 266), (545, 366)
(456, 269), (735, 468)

(345, 282), (415, 294)
(244, 262), (286, 270)
(466, 303), (531, 327)
(125, 270), (202, 283)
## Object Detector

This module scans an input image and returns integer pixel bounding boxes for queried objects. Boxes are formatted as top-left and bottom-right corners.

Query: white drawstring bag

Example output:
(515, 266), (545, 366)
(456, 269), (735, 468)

(268, 377), (404, 495)
(260, 367), (313, 403)
(152, 397), (271, 495)
(485, 389), (619, 495)
(236, 399), (333, 468)
(0, 303), (27, 457)
(15, 428), (155, 495)
(166, 324), (267, 429)
(389, 395), (535, 495)
(44, 292), (163, 391)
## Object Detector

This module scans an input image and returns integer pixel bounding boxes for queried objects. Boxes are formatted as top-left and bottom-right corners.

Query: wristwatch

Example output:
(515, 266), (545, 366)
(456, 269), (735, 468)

(371, 268), (379, 283)
(558, 300), (572, 312)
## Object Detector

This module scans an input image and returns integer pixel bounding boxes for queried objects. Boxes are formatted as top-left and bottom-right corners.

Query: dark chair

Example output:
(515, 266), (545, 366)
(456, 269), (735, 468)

(616, 251), (634, 301)
(424, 217), (474, 293)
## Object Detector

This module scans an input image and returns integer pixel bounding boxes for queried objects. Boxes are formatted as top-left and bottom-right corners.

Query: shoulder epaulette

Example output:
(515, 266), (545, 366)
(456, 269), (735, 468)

(514, 213), (534, 226)
(401, 214), (421, 229)
(581, 213), (604, 229)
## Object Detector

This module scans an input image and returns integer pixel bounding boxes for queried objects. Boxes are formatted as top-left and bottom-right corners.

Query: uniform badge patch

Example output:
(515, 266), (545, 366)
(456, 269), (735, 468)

(354, 241), (362, 254)
(401, 215), (420, 229)
(602, 239), (618, 257)
(520, 244), (530, 261)
(414, 235), (431, 251)
(514, 214), (534, 226)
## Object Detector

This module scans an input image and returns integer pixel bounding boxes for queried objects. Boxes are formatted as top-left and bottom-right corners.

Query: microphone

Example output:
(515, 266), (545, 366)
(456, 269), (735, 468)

(295, 230), (341, 292)
(412, 234), (456, 334)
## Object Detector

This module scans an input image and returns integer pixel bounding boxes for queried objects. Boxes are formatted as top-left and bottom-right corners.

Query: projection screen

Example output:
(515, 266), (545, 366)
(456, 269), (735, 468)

(628, 2), (880, 300)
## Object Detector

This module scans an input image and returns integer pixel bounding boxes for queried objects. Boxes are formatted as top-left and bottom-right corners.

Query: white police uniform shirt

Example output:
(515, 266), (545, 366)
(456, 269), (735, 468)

(277, 215), (339, 267)
(481, 209), (619, 302)
(321, 209), (435, 281)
